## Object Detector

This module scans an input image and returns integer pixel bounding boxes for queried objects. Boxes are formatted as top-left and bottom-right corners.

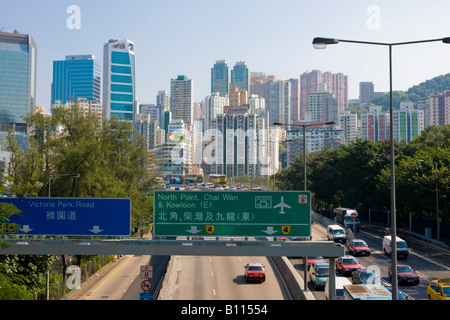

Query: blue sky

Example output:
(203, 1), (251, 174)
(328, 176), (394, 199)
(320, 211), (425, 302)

(2, 0), (450, 112)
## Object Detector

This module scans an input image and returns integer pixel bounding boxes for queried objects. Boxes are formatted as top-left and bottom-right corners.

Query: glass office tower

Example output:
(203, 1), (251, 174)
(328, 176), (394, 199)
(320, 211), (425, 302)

(211, 60), (229, 96)
(231, 61), (249, 92)
(0, 31), (37, 148)
(52, 55), (101, 105)
(103, 39), (136, 121)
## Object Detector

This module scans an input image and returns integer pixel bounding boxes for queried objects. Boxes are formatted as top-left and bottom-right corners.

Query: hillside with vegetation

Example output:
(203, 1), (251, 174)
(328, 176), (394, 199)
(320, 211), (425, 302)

(356, 73), (450, 112)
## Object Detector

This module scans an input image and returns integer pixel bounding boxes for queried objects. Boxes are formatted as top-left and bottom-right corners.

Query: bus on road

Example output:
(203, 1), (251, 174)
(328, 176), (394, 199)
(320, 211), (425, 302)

(209, 174), (226, 187)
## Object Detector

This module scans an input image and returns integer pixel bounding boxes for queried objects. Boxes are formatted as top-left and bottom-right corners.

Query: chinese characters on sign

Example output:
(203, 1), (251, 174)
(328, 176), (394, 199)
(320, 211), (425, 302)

(154, 191), (311, 238)
(0, 198), (131, 236)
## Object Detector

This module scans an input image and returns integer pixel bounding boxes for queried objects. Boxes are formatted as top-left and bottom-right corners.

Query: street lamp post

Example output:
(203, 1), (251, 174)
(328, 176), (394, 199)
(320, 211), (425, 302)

(275, 121), (334, 292)
(313, 36), (450, 300)
(274, 121), (335, 191)
(48, 173), (80, 197)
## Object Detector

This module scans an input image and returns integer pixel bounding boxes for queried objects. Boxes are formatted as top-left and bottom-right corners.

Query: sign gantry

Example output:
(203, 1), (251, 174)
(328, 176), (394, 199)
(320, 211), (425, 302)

(154, 191), (311, 238)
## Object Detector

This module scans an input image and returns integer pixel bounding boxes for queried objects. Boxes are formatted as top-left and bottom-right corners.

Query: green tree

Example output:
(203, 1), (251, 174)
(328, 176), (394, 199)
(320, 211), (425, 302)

(1, 106), (154, 298)
(0, 265), (33, 300)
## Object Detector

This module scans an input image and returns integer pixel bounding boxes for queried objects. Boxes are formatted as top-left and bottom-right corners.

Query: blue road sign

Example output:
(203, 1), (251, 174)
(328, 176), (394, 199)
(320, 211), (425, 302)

(0, 198), (131, 236)
(140, 292), (153, 300)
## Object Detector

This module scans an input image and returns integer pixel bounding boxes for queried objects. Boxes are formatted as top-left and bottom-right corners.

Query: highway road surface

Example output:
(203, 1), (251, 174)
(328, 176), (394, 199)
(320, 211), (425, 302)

(160, 255), (292, 300)
(81, 255), (169, 300)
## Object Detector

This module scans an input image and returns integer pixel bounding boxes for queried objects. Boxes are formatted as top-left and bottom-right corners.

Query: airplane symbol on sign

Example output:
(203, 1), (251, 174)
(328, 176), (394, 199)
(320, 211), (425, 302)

(273, 196), (291, 214)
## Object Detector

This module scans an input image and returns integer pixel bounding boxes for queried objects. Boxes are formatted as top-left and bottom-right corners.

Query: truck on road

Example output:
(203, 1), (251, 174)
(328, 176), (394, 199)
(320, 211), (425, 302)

(333, 208), (360, 232)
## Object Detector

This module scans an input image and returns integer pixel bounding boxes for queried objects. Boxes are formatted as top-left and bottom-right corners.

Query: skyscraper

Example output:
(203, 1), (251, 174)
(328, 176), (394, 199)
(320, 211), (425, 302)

(359, 82), (375, 104)
(170, 75), (193, 127)
(0, 31), (36, 148)
(300, 70), (348, 120)
(231, 61), (249, 92)
(211, 60), (229, 96)
(288, 78), (300, 122)
(52, 55), (101, 105)
(270, 80), (290, 129)
(204, 93), (229, 130)
(103, 39), (136, 121)
(309, 83), (338, 123)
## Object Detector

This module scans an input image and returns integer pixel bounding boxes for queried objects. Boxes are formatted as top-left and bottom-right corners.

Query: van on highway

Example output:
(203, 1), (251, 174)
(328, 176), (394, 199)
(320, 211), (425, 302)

(325, 276), (352, 300)
(327, 224), (347, 244)
(382, 235), (409, 258)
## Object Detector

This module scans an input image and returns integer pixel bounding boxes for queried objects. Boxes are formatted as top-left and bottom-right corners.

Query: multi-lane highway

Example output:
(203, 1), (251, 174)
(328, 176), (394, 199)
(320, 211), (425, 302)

(160, 255), (292, 300)
(292, 220), (450, 300)
(76, 189), (450, 301)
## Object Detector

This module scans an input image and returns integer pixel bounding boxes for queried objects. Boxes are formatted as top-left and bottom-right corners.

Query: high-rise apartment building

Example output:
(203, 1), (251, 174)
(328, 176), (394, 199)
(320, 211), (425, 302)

(52, 55), (101, 105)
(229, 84), (248, 107)
(429, 90), (450, 126)
(204, 93), (229, 130)
(286, 122), (343, 166)
(0, 31), (37, 148)
(288, 78), (300, 122)
(170, 75), (193, 127)
(156, 90), (170, 111)
(210, 107), (273, 177)
(338, 110), (359, 145)
(103, 39), (136, 121)
(270, 80), (290, 129)
(211, 60), (229, 96)
(300, 70), (348, 120)
(393, 101), (424, 143)
(53, 98), (102, 118)
(359, 82), (375, 104)
(361, 106), (390, 142)
(231, 61), (249, 92)
(250, 72), (276, 113)
(309, 83), (338, 123)
(359, 81), (385, 104)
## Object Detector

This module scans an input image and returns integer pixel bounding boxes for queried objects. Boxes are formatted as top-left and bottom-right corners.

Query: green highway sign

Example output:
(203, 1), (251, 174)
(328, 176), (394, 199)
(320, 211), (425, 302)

(154, 191), (311, 237)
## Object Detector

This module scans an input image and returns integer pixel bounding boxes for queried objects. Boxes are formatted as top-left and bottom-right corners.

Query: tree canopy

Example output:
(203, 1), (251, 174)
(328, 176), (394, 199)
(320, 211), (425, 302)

(276, 125), (450, 224)
(0, 106), (155, 299)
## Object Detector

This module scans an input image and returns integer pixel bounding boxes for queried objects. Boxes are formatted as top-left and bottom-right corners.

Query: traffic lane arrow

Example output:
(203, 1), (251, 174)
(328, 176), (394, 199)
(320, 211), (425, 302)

(20, 225), (33, 233)
(186, 226), (201, 234)
(89, 226), (104, 234)
(262, 227), (277, 235)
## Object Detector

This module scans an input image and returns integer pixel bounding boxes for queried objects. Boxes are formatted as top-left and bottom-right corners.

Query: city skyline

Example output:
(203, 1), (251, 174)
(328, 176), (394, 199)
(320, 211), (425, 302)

(1, 1), (450, 112)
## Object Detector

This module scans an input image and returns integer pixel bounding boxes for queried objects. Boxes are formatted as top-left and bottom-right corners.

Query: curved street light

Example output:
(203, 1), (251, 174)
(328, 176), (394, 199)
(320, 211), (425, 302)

(312, 35), (450, 300)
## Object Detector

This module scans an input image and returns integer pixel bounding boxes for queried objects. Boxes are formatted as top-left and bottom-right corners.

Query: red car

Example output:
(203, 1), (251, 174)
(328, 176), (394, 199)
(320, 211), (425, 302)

(382, 227), (404, 238)
(244, 262), (266, 282)
(389, 264), (420, 285)
(347, 239), (371, 256)
(306, 256), (324, 270)
(335, 256), (362, 276)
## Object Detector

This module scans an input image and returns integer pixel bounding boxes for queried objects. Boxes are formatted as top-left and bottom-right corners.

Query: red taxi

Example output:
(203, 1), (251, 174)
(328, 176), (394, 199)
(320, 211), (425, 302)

(347, 239), (371, 256)
(335, 255), (362, 276)
(244, 262), (266, 282)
